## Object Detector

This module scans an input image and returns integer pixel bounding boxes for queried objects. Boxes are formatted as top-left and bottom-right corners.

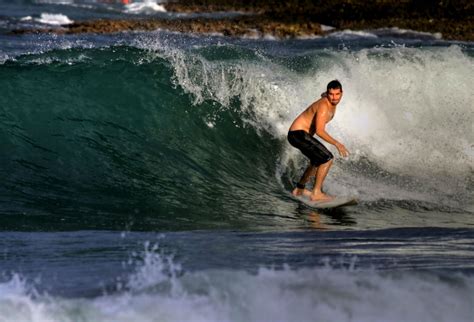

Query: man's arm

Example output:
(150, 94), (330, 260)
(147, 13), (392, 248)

(315, 105), (349, 157)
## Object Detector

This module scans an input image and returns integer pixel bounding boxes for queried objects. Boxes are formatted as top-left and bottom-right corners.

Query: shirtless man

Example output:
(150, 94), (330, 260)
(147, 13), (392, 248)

(287, 80), (349, 202)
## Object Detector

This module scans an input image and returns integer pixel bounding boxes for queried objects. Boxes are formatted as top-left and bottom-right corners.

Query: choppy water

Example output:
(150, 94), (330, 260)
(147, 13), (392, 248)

(1, 1), (473, 321)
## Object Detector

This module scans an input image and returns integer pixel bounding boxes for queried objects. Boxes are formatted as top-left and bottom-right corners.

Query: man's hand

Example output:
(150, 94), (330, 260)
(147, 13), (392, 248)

(335, 143), (349, 157)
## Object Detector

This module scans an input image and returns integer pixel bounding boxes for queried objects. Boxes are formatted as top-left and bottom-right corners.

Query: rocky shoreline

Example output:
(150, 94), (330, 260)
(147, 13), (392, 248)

(11, 0), (474, 41)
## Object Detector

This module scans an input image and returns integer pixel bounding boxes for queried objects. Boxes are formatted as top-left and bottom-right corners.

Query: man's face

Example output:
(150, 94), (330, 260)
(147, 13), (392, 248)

(327, 88), (343, 106)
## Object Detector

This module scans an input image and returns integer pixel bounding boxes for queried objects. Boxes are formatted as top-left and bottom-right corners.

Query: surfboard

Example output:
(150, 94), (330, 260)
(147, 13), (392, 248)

(294, 195), (357, 209)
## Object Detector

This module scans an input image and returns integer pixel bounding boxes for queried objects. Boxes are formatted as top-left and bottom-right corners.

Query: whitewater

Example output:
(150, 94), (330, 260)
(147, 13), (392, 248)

(0, 1), (473, 321)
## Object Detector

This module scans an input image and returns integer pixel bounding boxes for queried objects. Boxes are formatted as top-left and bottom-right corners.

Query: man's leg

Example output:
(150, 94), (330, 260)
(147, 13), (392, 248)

(310, 159), (334, 201)
(292, 164), (318, 196)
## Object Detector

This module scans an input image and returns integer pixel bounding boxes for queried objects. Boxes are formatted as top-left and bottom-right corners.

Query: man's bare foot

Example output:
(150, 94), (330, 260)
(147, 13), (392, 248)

(292, 188), (312, 197)
(310, 192), (334, 202)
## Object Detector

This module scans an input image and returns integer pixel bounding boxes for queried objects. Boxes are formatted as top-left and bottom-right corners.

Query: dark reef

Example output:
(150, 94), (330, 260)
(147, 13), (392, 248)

(11, 0), (474, 41)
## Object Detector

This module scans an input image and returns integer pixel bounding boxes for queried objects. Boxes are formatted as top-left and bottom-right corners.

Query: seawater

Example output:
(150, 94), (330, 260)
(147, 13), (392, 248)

(0, 1), (474, 321)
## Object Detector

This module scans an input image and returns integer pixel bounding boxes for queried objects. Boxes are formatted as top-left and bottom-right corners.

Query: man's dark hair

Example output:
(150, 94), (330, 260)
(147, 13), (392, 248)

(327, 80), (342, 92)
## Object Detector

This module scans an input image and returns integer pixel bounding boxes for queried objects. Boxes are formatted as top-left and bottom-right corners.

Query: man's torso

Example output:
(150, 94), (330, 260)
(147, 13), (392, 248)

(289, 97), (335, 135)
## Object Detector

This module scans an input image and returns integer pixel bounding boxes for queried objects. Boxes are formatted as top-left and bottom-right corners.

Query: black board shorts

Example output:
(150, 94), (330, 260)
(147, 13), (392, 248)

(287, 130), (333, 166)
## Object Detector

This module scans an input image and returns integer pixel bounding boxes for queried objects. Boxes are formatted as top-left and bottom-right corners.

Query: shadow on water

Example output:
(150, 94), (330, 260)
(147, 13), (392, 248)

(294, 204), (357, 229)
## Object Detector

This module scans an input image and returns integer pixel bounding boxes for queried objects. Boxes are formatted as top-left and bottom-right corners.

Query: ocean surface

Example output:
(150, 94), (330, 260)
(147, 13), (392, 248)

(1, 1), (474, 321)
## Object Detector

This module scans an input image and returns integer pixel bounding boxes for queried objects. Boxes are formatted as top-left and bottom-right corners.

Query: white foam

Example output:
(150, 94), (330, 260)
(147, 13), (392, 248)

(124, 0), (167, 14)
(321, 24), (336, 32)
(1, 247), (473, 322)
(25, 53), (91, 66)
(36, 13), (73, 25)
(331, 46), (473, 178)
(296, 34), (323, 40)
(0, 54), (9, 65)
(33, 0), (74, 4)
(0, 274), (47, 322)
(374, 27), (443, 39)
(328, 29), (379, 39)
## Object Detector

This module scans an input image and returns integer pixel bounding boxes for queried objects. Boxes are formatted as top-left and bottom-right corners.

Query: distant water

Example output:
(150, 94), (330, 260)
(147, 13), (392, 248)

(1, 1), (473, 321)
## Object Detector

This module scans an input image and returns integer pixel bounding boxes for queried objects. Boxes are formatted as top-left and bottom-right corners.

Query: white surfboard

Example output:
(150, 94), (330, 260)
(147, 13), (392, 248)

(294, 195), (357, 209)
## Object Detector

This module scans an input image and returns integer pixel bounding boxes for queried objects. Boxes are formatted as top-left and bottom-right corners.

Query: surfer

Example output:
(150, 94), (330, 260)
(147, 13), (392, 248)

(287, 80), (349, 202)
